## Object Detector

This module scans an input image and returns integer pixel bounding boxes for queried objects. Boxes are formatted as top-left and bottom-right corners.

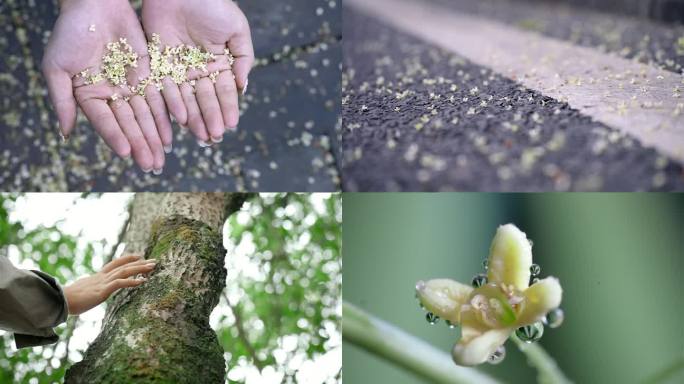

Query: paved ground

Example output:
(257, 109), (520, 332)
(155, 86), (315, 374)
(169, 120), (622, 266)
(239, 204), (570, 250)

(0, 0), (341, 191)
(342, 1), (684, 191)
(427, 0), (684, 75)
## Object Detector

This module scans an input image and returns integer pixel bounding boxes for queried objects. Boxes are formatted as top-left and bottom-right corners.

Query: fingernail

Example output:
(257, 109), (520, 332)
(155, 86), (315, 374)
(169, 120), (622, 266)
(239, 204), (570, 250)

(153, 168), (163, 175)
(197, 139), (208, 147)
(138, 276), (148, 282)
(242, 79), (248, 95)
(163, 145), (172, 154)
(170, 115), (176, 123)
(142, 167), (152, 173)
(59, 132), (69, 142)
(211, 136), (223, 143)
(180, 124), (188, 130)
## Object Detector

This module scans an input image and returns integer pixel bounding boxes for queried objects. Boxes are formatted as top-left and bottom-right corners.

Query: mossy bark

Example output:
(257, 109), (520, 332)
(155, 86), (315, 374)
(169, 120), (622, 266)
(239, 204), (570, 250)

(65, 193), (250, 384)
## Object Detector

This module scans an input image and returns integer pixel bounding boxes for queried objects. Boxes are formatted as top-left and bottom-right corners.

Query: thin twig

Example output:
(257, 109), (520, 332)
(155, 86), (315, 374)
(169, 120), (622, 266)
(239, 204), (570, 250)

(224, 293), (265, 370)
(343, 302), (501, 384)
(59, 316), (79, 368)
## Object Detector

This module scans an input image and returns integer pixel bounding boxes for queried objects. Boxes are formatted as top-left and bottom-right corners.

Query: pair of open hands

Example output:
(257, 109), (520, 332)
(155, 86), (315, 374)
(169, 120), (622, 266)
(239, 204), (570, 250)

(42, 0), (255, 173)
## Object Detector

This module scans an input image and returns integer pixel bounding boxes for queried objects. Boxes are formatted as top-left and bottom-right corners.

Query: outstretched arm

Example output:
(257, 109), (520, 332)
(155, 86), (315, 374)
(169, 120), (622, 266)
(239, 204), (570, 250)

(0, 255), (155, 348)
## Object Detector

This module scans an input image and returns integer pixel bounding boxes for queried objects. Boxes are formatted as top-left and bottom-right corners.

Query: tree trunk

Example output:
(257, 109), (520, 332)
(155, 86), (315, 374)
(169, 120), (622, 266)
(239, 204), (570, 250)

(65, 193), (249, 384)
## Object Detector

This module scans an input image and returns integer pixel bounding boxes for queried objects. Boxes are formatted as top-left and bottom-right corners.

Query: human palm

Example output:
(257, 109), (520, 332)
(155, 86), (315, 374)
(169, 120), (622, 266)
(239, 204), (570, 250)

(142, 0), (254, 143)
(43, 0), (171, 173)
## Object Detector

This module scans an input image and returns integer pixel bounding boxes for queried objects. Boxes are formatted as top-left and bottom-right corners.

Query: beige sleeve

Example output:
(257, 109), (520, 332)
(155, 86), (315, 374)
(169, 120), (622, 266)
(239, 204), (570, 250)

(0, 256), (69, 348)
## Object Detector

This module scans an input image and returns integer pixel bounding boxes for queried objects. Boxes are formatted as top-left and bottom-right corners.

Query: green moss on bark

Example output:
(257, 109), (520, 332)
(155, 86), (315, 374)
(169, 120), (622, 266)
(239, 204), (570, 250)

(65, 215), (227, 384)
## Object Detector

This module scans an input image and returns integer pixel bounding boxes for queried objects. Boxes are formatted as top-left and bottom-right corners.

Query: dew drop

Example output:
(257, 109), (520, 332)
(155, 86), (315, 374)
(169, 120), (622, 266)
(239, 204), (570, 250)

(545, 308), (564, 328)
(426, 312), (439, 325)
(487, 345), (506, 364)
(516, 321), (544, 343)
(415, 280), (426, 292)
(482, 259), (489, 270)
(528, 239), (534, 247)
(471, 273), (487, 288)
(530, 263), (541, 276)
(446, 320), (456, 329)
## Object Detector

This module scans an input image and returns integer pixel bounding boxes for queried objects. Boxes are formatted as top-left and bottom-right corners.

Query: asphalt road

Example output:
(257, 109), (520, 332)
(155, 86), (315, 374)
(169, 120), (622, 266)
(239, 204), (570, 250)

(0, 0), (341, 191)
(341, 5), (684, 191)
(428, 0), (684, 75)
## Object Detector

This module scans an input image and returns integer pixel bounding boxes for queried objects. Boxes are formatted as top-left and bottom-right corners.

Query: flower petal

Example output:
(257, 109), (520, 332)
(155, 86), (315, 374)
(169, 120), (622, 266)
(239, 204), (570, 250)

(415, 279), (473, 324)
(452, 327), (512, 366)
(516, 277), (563, 326)
(487, 224), (533, 291)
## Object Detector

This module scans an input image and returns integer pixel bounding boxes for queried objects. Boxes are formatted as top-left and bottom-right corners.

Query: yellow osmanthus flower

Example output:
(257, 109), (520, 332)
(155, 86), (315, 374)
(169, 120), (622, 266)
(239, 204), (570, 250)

(416, 224), (563, 366)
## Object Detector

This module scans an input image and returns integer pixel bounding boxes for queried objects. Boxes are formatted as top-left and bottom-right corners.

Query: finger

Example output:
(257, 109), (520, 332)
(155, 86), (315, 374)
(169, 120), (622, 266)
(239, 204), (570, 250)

(227, 14), (255, 94)
(105, 277), (146, 296)
(215, 70), (239, 130)
(161, 78), (188, 126)
(195, 77), (225, 142)
(185, 57), (231, 81)
(180, 82), (210, 143)
(129, 94), (165, 173)
(111, 99), (155, 172)
(145, 85), (173, 153)
(101, 254), (142, 273)
(43, 67), (77, 137)
(79, 98), (131, 158)
(105, 258), (155, 275)
(108, 262), (157, 281)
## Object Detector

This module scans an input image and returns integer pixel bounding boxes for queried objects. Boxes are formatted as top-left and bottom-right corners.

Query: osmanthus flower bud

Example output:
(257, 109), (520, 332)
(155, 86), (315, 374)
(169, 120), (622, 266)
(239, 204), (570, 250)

(416, 224), (563, 366)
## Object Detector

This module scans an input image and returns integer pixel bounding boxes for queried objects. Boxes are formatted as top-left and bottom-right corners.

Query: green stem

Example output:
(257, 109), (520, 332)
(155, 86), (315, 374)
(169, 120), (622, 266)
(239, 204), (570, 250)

(641, 358), (684, 384)
(343, 302), (501, 384)
(510, 333), (572, 384)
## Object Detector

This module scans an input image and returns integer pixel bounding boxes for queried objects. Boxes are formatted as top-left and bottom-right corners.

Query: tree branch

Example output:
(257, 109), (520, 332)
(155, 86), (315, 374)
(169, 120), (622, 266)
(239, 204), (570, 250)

(105, 201), (131, 264)
(343, 302), (501, 384)
(225, 293), (265, 370)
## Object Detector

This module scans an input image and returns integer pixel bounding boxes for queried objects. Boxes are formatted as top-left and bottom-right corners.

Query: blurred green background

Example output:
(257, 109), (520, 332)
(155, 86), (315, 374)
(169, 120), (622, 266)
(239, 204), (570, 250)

(342, 193), (684, 383)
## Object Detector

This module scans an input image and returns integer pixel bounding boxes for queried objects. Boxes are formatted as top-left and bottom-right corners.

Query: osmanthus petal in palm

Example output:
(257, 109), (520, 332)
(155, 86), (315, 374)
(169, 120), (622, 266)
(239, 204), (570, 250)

(415, 224), (563, 366)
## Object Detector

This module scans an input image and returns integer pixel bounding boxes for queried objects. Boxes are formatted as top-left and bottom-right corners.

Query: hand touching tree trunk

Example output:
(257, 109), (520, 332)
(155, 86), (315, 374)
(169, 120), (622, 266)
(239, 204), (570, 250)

(65, 193), (250, 384)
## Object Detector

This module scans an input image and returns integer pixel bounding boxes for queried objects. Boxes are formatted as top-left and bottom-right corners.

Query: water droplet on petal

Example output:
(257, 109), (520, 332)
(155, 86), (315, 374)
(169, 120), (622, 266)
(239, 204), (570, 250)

(415, 280), (426, 291)
(426, 312), (439, 325)
(487, 345), (506, 364)
(530, 264), (541, 276)
(516, 321), (544, 343)
(482, 259), (489, 270)
(446, 320), (456, 329)
(546, 308), (564, 328)
(471, 274), (487, 288)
